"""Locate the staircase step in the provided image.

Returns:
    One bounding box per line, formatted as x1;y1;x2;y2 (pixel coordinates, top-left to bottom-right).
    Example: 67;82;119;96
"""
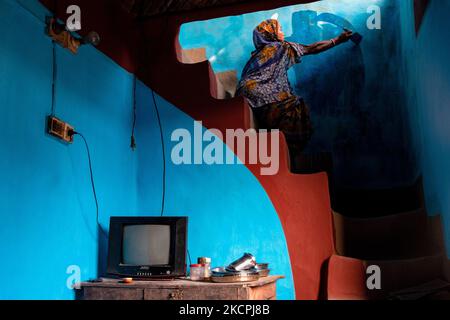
327;254;445;300
333;210;443;260
388;278;450;300
369;255;445;299
179;48;207;64
331;177;424;218
215;70;238;99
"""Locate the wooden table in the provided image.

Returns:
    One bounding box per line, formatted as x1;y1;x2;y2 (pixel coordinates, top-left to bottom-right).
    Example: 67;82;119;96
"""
77;276;284;300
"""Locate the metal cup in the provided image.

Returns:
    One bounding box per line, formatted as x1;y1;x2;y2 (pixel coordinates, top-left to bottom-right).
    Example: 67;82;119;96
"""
227;253;257;271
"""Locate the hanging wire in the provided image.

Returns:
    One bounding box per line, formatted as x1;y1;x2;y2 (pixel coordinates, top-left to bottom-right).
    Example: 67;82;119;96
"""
71;131;108;240
151;90;166;217
51;41;57;116
130;75;137;150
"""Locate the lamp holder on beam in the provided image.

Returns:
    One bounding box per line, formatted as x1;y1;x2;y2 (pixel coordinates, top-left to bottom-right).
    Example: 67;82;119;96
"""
46;17;100;54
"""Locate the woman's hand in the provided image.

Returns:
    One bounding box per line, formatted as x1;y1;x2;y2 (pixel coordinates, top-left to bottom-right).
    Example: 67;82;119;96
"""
303;28;354;55
337;29;354;43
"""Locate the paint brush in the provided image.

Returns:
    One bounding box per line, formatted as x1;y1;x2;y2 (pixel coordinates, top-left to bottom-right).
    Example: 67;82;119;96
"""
343;27;363;45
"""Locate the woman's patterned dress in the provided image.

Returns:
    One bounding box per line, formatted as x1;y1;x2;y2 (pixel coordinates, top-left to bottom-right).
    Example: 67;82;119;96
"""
236;19;313;152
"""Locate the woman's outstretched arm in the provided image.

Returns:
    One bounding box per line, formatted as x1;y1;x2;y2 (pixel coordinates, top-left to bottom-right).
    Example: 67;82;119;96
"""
303;30;353;55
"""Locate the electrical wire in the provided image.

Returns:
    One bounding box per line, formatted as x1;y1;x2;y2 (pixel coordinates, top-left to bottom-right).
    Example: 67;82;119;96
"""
146;15;186;266
149;15;191;264
131;14;187;267
72;131;108;239
151;90;166;217
135;15;191;270
152;16;171;218
130;75;137;150
51;41;57;115
130;17;169;217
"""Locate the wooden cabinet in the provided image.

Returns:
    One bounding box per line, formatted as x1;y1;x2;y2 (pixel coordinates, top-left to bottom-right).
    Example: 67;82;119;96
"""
77;276;284;300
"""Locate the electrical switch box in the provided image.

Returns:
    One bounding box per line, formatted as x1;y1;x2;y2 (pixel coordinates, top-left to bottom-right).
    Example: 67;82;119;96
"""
47;116;74;143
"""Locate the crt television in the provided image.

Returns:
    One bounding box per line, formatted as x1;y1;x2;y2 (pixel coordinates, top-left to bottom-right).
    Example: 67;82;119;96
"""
107;217;188;279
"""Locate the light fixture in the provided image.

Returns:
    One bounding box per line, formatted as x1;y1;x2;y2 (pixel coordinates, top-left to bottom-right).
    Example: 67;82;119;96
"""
46;17;100;54
82;31;101;47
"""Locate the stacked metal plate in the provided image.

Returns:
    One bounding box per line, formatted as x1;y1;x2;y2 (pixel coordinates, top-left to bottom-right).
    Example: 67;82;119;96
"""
254;263;270;277
211;264;270;283
211;267;259;283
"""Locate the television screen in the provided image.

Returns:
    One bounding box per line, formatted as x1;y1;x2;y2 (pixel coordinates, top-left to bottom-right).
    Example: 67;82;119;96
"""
122;225;171;266
107;217;187;278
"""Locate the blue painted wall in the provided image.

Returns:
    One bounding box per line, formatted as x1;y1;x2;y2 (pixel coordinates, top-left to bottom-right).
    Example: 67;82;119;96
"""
399;0;450;257
0;0;163;299
180;0;417;189
0;0;294;299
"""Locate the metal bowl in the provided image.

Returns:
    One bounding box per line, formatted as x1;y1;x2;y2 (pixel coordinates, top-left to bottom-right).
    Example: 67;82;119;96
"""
253;263;270;277
255;263;269;270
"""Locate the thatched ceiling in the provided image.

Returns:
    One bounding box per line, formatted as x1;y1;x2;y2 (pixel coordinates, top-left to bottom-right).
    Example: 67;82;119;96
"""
120;0;251;18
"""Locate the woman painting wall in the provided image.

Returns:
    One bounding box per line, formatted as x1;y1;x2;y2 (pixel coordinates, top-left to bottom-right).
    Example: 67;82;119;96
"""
236;19;352;167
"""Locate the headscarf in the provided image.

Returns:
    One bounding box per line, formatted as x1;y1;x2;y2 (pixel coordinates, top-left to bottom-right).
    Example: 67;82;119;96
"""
241;19;290;76
237;19;305;106
253;19;283;50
